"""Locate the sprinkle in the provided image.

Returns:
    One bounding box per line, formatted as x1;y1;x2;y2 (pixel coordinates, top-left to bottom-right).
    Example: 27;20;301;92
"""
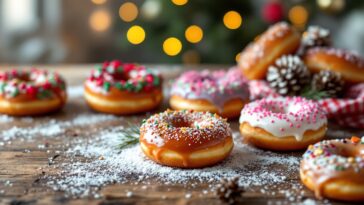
313;149;323;156
351;136;360;144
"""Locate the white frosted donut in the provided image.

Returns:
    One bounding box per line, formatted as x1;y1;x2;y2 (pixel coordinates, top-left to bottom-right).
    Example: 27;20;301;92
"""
239;97;327;151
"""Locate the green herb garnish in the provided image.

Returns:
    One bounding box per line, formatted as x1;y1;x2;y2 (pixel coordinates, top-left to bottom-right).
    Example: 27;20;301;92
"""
117;125;140;150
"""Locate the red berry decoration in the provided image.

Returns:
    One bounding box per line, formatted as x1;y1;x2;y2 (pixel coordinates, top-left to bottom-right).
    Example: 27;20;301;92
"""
262;0;284;23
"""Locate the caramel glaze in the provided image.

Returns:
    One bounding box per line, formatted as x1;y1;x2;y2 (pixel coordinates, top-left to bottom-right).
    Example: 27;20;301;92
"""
140;134;233;167
301;140;364;199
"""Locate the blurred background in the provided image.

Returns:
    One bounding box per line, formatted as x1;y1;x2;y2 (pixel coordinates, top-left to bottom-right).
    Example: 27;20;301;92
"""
0;0;363;65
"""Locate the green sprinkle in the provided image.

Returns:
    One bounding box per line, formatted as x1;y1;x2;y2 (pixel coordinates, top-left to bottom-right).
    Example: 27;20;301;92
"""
0;83;5;93
335;166;345;171
117;66;124;73
142;119;147;124
103;82;111;91
125;82;133;91
115;82;123;90
11;87;19;97
134;82;143;92
37;90;51;99
153;77;160;86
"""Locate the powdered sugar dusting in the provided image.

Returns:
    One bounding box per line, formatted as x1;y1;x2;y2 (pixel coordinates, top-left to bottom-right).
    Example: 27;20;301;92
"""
0;114;118;142
45;129;300;197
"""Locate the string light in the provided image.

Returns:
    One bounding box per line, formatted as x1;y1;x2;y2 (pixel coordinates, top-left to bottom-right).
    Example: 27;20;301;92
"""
171;0;188;6
223;11;242;30
119;2;138;22
185;25;203;43
127;25;146;45
288;5;308;26
91;0;107;5
89;9;112;32
163;37;182;56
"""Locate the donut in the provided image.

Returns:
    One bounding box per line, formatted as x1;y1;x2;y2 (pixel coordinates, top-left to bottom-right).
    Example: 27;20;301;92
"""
0;69;67;116
84;60;163;115
304;47;364;83
300;136;364;201
170;69;250;118
238;22;301;80
239;97;327;151
139;110;233;168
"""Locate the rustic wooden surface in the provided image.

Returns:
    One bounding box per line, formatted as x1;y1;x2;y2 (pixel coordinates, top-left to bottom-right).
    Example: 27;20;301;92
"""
0;65;363;205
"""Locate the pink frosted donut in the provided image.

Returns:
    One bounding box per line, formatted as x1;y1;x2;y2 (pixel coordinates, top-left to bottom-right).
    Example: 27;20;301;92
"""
239;97;327;151
169;68;250;118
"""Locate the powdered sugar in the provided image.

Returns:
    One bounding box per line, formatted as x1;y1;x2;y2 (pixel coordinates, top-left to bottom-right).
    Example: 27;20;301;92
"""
0;114;118;142
67;85;84;98
45;129;300;197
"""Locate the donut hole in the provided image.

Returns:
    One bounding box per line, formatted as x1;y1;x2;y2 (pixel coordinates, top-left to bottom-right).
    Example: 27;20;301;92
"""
170;118;192;128
337;147;361;158
109;72;129;82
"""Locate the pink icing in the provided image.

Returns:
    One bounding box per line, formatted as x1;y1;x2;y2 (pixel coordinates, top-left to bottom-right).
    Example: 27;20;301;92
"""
171;68;250;110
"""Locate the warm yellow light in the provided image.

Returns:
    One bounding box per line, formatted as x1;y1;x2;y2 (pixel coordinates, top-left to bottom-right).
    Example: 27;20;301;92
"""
163;37;182;56
119;2;138;22
223;11;242;30
235;52;241;63
288;5;308;25
171;0;188;6
185;25;203;43
91;0;107;5
89;10;112;32
127;25;146;45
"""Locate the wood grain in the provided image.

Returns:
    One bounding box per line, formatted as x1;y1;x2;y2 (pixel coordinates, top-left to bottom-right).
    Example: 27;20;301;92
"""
0;65;362;205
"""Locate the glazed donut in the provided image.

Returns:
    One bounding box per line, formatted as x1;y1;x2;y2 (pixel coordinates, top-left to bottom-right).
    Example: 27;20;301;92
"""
170;69;250;118
300;136;364;201
139;110;233;168
238;22;301;80
0;69;67;116
304;47;364;83
239;97;327;151
84;60;163;115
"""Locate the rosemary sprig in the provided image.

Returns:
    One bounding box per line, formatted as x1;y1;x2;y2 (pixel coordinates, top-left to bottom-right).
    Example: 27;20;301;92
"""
300;86;329;100
118;124;140;150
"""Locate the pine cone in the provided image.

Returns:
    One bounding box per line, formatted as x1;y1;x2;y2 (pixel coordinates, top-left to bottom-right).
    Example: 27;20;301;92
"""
312;70;345;98
266;55;310;96
215;177;244;204
297;25;331;56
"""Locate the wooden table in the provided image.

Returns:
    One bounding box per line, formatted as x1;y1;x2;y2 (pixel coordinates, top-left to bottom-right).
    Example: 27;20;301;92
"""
0;65;362;205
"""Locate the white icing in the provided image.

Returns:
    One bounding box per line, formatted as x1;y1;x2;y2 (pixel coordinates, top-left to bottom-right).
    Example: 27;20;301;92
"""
143;129;165;147
239;97;327;141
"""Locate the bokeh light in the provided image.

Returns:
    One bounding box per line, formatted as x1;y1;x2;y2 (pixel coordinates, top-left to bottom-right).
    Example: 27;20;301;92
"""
288;5;308;26
185;25;203;43
163;37;182;56
127;25;146;45
223;11;242;30
91;0;107;5
171;0;188;6
235;52;241;63
119;2;138;22
89;9;112;32
141;0;162;20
